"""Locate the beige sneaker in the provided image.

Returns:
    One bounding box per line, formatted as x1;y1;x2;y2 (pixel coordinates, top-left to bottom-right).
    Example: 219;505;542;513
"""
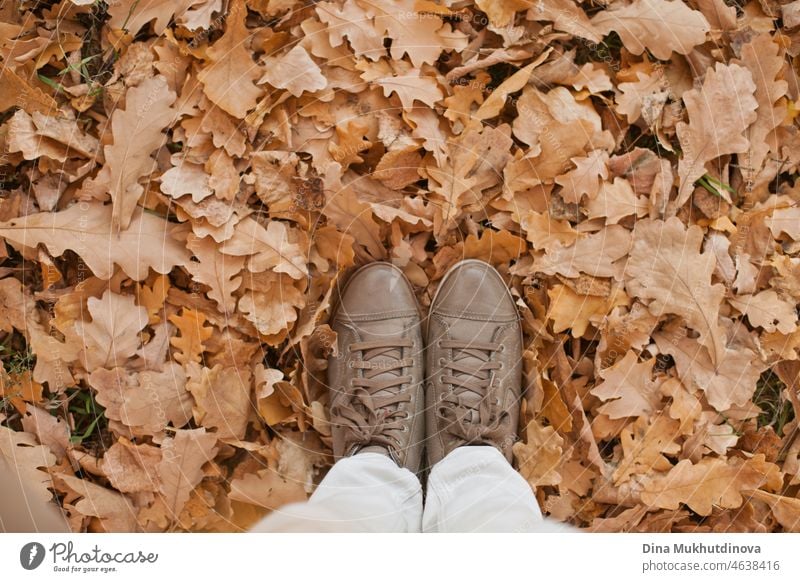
327;262;425;473
425;259;523;467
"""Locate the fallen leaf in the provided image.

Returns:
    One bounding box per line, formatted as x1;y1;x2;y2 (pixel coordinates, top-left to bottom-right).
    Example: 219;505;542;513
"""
0;202;190;280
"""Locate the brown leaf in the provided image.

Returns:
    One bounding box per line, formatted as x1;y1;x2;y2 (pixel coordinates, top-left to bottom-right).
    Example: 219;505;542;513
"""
89;364;193;436
58;474;138;532
0;425;56;506
591;0;710;60
21;407;70;461
197;0;263;118
101;438;162;494
168;308;214;365
675;63;758;204
0;202;190;280
96;75;177;230
655;333;764;412
77;290;148;372
641;455;782;516
187;363;251;440
626;217;726;365
591;351;662;420
513;420;564;487
157;428;218;519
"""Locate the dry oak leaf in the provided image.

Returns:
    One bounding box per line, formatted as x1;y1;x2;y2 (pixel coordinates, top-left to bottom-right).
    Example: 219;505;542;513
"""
157;428;218;519
77;290;148;372
137;274;170;325
107;0;212;35
425;124;512;240
373;67;443;112
21;407;70;461
615;69;669;125
591;0;710;61
0;425;56;505
89;364;193;435
476;0;530;27
613;415;681;485
555;150;609;204
186;363;251;440
585;177;648;224
520;211;580;251
312;225;356;269
626;217;726;366
735;33;789;189
260;45;327;98
321;180;386;260
221;216;308;280
537;225;631;280
0;203;189;281
729;290;798;334
95;75;177;231
1;370;44;414
0;67;58;115
748;490;800;532
197;0;264;119
766;204;800;241
526;0;601;43
654;333;764;412
101;438;162;494
372;0;467;67
675;63;758;205
641;454;782;516
547;284;628;338
58;474;138;532
0;276;28;333
316;1;385;60
238;272;305;337
168;308;214;365
160;159;213;202
185;234;245;314
513;419;564;488
463;229;526;265
474;52;551;121
591;351;662;420
7;110;98;162
329;121;372;168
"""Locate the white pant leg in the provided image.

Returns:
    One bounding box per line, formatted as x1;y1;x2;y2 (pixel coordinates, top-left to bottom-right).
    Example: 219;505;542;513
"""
423;446;568;532
250;453;422;532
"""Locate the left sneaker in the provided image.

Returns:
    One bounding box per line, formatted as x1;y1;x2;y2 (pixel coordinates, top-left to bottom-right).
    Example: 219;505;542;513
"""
327;262;425;473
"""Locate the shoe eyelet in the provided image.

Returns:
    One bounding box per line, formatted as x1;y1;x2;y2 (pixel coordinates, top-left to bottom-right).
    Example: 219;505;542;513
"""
436;341;443;348
498;363;504;370
402;426;409;433
494;398;501;406
438;357;446;365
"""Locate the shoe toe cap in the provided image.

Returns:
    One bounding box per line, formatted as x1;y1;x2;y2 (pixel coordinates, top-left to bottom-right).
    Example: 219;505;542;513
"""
433;260;517;319
334;262;417;320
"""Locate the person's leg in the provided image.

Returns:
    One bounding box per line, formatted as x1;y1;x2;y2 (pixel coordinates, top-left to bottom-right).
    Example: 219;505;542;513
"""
254;262;426;532
422;260;574;532
251;452;422;532
423;446;551;532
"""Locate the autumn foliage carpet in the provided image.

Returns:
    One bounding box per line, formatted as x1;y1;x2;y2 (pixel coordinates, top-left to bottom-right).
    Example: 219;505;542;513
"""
1;0;800;532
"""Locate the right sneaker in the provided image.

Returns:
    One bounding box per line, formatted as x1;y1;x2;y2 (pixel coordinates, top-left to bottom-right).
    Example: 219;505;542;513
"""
327;262;425;473
425;259;523;467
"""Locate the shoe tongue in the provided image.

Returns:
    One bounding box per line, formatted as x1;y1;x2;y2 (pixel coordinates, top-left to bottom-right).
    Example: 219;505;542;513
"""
356;321;406;402
446;319;491;420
